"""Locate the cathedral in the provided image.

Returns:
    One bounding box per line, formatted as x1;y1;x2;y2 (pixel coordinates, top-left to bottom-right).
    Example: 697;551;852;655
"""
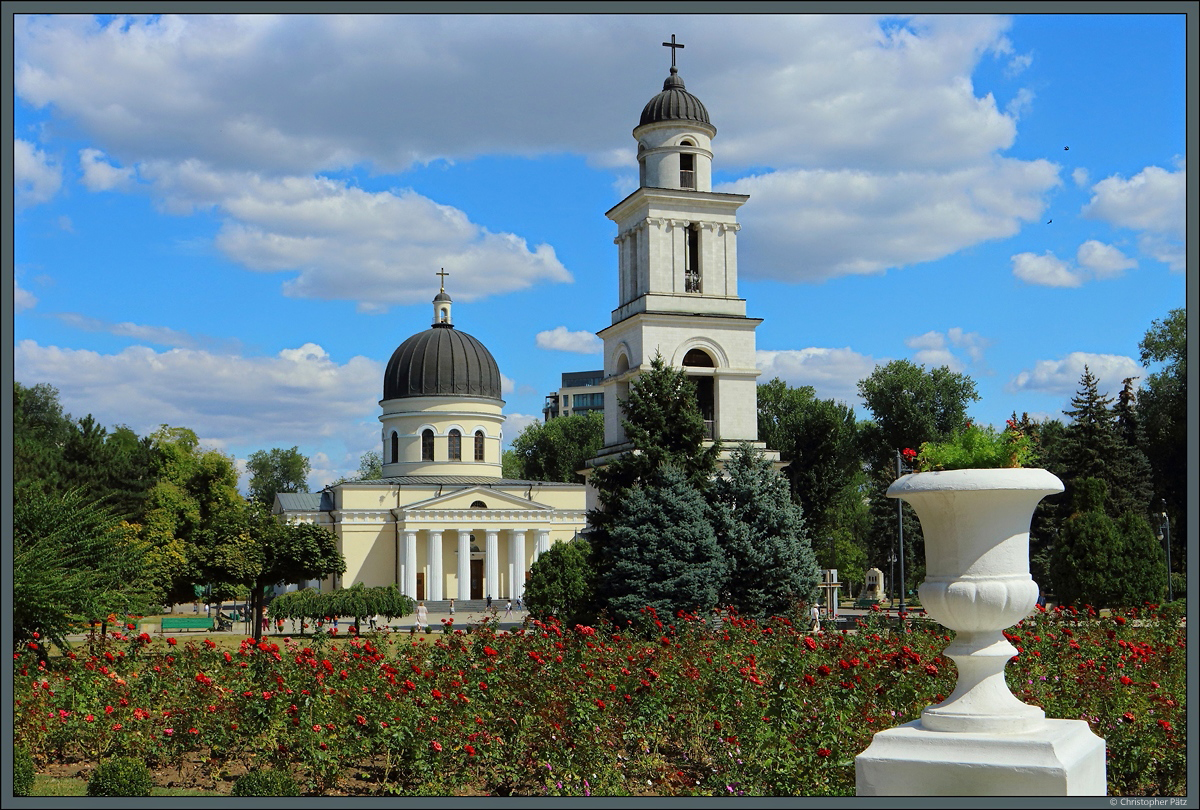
276;42;773;599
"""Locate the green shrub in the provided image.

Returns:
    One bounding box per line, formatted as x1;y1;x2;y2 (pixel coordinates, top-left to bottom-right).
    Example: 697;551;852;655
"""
13;745;34;796
916;420;1033;471
86;756;153;797
232;768;301;797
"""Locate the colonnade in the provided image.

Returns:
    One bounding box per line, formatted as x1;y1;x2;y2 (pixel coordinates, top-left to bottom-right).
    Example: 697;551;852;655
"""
396;527;553;601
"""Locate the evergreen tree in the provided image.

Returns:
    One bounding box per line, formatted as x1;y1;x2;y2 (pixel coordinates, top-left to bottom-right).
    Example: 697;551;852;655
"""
1137;309;1186;576
1057;367;1152;519
1049;478;1166;608
524;536;595;624
597;465;725;626
589;354;718;515
709;444;820;617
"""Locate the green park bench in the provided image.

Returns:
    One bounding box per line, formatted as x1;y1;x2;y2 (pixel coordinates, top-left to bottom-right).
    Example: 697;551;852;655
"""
161;616;215;633
854;597;881;609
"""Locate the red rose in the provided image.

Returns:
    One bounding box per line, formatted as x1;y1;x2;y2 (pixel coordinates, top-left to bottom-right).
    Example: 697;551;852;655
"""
431;740;443;752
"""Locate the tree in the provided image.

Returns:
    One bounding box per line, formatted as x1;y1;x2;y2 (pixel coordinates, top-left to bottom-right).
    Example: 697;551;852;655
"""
595;465;725;627
13;382;73;495
757;378;861;544
709;444;820;617
355;450;383;481
589;354;719;515
1138;308;1186;573
1055;367;1152;520
524;536;595;624
856;361;978;595
14;490;153;652
246;446;311;506
508;412;604;483
198;502;345;641
1048;478;1166;608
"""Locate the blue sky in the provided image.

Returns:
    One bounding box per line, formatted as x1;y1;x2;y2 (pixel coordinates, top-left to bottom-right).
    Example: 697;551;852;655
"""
12;13;1188;488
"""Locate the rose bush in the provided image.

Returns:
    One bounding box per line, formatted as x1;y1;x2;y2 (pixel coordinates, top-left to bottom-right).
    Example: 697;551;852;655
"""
13;604;1185;796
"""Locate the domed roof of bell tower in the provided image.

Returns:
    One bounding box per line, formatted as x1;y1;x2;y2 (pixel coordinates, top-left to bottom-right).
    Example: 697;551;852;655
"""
639;66;713;129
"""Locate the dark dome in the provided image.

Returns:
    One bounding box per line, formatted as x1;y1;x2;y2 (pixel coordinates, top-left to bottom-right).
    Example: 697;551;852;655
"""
383;324;503;401
639;67;712;128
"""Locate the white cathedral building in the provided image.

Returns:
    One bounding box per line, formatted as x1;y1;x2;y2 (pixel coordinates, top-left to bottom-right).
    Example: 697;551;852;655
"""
276;47;774;599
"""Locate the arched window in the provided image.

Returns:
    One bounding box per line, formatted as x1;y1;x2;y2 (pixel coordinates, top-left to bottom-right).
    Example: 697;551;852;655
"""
390;431;399;464
684;223;700;292
680;151;695;189
474;430;485;462
683;348;715;367
421;429;434;461
470;500;487;509
448;429;462;461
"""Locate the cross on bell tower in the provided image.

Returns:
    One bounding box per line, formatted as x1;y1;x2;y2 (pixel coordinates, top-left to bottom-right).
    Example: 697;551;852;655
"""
662;34;684;68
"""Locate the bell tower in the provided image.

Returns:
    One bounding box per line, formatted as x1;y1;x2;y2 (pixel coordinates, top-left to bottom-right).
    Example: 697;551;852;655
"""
593;38;776;470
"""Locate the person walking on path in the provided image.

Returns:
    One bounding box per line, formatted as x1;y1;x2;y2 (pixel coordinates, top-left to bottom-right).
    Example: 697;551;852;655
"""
415;601;428;631
810;602;822;633
486;594;493;610
504;599;513;618
448;598;456;618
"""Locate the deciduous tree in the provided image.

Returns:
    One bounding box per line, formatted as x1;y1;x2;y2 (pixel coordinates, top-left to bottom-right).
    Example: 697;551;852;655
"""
524;536;595;624
246;446;311;506
508;412;604;483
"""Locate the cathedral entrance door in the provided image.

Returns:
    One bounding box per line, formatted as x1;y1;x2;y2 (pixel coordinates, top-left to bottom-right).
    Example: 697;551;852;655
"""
470;560;484;599
416;573;425;602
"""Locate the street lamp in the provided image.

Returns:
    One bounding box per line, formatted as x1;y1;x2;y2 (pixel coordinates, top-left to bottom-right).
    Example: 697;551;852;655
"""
1159;500;1173;602
896;449;916;614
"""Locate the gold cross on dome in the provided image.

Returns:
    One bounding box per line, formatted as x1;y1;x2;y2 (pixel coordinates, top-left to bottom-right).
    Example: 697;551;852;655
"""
436;268;449;292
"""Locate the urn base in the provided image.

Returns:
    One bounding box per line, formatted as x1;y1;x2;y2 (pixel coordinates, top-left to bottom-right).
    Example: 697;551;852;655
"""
855;718;1106;796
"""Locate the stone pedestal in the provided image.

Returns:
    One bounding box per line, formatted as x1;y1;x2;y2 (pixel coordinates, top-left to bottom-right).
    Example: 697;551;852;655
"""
856;719;1106;796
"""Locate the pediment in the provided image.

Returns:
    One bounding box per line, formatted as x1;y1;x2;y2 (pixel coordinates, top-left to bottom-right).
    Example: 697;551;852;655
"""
403;486;555;512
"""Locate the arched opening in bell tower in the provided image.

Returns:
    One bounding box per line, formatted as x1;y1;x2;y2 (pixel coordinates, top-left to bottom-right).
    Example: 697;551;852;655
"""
682;348;715;440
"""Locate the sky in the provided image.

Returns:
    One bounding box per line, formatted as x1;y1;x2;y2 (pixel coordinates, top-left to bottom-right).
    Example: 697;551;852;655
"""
11;12;1190;490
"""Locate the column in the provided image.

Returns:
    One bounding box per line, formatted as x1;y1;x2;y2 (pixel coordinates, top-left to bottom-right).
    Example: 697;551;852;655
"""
457;529;471;600
510;529;527;600
427;530;444;601
485;529;499;602
536;529;551;558
402;530;418;599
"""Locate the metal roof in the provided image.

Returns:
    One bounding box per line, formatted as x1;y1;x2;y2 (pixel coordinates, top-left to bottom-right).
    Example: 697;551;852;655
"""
382;324;503;401
639;67;712;129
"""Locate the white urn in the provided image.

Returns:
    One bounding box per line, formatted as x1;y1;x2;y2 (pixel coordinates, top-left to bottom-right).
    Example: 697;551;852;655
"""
887;467;1063;734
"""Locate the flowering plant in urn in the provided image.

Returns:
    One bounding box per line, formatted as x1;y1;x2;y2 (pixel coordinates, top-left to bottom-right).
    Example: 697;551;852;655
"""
889;417;1059;735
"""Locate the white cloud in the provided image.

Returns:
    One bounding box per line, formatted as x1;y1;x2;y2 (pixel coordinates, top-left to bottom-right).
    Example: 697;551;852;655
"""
903;328;989;372
14;14;1061;286
535;326;602;354
1012;251;1081;287
500;374;515;396
14;339;381;450
1083;161;1185;271
14;138;62;207
1075;239;1136;279
1008;351;1144;399
755;347;877;408
730;158;1059;282
1013;240;1136;288
1071;167;1089;187
140;164;572;310
502;412;542;449
52;312;230;350
79;147;136;191
14;279;38;312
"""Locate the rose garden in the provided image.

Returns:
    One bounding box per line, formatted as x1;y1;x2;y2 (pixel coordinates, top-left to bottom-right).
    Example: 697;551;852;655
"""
13;601;1186;797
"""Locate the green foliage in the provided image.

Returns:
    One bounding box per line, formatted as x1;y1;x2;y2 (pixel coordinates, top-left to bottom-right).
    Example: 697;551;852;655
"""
13;745;35;796
525;537;595;624
596;466;725;626
14;489;153;649
86;757;153;797
1049;479;1167;608
508;412;604;483
232;769;300;797
915;420;1033;471
590;354;718;511
709;444;820;617
269;585;411;631
1137;308;1186;573
246;446;311;506
756;378;861;543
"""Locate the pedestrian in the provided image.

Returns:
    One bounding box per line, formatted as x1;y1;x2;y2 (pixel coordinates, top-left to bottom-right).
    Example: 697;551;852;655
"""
449;598;456;617
504;599;513;618
515;596;522;611
486;594;493;610
416;601;428;630
810;602;822;633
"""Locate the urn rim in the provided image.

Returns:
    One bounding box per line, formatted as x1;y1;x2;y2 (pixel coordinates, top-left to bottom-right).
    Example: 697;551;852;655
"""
886;467;1064;499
